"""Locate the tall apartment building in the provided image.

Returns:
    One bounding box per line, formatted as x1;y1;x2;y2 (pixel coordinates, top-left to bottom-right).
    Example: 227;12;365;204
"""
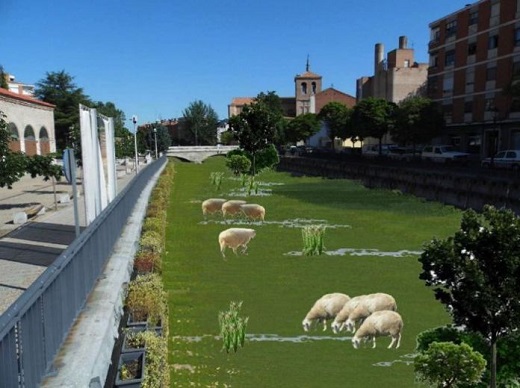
428;0;520;157
357;36;428;103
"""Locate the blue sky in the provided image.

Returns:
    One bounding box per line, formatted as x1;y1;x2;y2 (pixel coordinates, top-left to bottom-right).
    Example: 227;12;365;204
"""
1;0;472;126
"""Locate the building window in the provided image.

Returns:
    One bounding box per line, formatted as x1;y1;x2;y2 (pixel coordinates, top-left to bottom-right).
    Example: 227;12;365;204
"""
430;27;440;44
312;82;317;94
301;82;307;95
515;28;520;47
468;42;477;55
428;76;439;94
443;74;454;95
430;54;438;68
446;20;457;38
404;60;410;68
445;50;455;66
464;101;473;113
469;10;478;25
511;98;520;112
486;67;497;81
488;35;499;49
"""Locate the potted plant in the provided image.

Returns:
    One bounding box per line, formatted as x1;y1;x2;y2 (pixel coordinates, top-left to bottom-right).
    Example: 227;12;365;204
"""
125;273;167;328
114;350;145;387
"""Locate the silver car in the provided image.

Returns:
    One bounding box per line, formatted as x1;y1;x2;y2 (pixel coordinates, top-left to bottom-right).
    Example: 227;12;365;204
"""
481;150;520;170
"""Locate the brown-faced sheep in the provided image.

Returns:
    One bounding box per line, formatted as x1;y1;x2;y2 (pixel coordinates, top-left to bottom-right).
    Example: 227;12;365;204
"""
302;293;350;332
222;200;247;219
218;227;256;258
351;310;403;349
240;204;266;221
201;198;227;218
344;292;397;333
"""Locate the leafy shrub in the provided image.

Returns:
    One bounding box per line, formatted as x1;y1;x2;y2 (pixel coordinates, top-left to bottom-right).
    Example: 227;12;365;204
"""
126;273;167;326
302;225;326;256
226;154;251;176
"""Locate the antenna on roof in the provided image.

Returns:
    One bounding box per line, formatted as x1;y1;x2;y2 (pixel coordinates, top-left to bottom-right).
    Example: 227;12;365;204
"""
306;55;310;72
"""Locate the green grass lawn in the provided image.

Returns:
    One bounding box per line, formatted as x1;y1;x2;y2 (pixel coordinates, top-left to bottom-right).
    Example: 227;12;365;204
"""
164;156;461;387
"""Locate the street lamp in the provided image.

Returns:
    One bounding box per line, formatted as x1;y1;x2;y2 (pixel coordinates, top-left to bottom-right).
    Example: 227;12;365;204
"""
132;115;139;174
153;126;158;159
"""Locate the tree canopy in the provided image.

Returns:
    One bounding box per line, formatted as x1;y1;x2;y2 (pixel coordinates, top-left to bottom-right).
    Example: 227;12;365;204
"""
181;100;219;145
0;111;27;188
34;70;91;151
419;205;520;387
285;113;320;144
317;101;350;143
352;97;396;150
229;95;278;175
392;96;444;148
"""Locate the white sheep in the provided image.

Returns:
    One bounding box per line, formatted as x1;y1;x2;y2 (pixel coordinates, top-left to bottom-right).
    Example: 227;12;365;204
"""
201;198;227;218
222;200;247;219
344;292;397;333
331;295;367;334
240;204;266;221
351;310;403;349
302;293;350;332
218;227;256;258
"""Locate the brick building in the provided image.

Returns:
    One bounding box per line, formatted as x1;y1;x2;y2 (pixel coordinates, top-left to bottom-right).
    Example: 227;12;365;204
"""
357;36;428;103
427;0;520;157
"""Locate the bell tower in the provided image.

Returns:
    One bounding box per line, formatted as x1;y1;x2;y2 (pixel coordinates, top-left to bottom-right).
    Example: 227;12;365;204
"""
294;56;322;115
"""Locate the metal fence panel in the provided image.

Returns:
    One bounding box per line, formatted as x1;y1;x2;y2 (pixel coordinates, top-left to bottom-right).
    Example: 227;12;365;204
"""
0;157;166;387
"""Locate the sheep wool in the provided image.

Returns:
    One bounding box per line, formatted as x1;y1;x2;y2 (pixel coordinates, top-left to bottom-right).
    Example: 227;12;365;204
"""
222;200;247;218
344;292;397;333
331;295;367;334
202;198;227;218
218;227;256;258
240;204;266;221
302;293;350;332
352;310;403;349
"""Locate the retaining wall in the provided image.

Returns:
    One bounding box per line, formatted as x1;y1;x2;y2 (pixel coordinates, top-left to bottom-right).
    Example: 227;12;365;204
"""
277;156;520;214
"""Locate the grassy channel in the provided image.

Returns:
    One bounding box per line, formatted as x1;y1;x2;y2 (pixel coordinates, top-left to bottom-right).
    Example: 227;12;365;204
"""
164;156;461;387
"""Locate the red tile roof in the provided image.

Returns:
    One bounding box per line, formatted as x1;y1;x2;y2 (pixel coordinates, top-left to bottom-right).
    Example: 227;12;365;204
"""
295;71;322;79
0;88;55;108
230;97;254;106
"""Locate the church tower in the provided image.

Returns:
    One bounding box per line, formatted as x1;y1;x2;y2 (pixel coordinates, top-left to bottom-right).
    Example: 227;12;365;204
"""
294;57;322;115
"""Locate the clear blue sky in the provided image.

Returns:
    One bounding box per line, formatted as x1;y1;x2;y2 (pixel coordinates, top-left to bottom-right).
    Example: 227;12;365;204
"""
1;0;472;126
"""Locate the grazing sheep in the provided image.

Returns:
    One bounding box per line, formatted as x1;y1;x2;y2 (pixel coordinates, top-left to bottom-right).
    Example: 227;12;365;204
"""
222;200;247;219
201;198;227;218
344;292;397;333
331;295;367;334
240;204;266;221
218;227;256;258
302;293;350;332
351;310;403;349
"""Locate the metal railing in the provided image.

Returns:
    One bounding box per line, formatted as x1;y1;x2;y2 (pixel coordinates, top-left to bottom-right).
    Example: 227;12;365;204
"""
0;156;167;387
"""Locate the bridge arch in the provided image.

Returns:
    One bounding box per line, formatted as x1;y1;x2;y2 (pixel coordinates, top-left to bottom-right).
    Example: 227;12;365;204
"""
167;145;239;163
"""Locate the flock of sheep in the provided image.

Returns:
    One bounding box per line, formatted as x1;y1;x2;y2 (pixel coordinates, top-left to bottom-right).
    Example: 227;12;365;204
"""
302;292;403;349
201;198;264;258
202;198;403;349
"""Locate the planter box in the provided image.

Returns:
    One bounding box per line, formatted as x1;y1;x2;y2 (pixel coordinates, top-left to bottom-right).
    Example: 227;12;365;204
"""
122;327;163;353
114;350;145;387
126;313;147;330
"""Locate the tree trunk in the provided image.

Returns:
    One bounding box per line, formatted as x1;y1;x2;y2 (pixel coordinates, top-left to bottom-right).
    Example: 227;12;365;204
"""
490;339;497;388
252;153;256;176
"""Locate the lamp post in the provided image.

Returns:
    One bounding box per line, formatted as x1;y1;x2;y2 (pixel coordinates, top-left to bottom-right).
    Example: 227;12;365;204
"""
153;126;158;159
132;115;138;174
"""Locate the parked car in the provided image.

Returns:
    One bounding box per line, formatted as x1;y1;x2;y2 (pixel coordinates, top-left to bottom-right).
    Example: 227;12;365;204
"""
421;145;470;163
388;146;420;162
481;150;520;170
362;144;396;157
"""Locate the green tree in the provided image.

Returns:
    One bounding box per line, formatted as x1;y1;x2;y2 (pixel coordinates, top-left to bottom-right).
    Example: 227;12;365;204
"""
25;154;63;210
229;99;277;175
419;205;520;388
182;100;219;145
226;154;251;176
317;102;350;146
254;91;287;146
414;342;486;388
393;96;444;150
34;70;91;152
416;325;520;387
226;145;279;175
352;98;396;154
143;124;171;156
286;113;320;144
0;111;27;188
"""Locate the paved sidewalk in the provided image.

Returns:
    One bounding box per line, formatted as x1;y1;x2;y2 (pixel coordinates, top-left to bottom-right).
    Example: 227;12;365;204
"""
0;168;135;315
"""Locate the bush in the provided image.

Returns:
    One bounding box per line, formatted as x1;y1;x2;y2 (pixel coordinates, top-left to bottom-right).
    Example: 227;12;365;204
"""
226;154;251;176
126;268;167;326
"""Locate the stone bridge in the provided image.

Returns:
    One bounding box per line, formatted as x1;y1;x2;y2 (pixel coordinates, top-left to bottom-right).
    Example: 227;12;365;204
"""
166;145;239;163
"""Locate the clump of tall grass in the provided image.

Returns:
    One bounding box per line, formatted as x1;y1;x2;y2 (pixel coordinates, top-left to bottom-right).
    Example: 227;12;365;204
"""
210;172;225;191
240;175;259;196
302;224;326;256
218;301;249;353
